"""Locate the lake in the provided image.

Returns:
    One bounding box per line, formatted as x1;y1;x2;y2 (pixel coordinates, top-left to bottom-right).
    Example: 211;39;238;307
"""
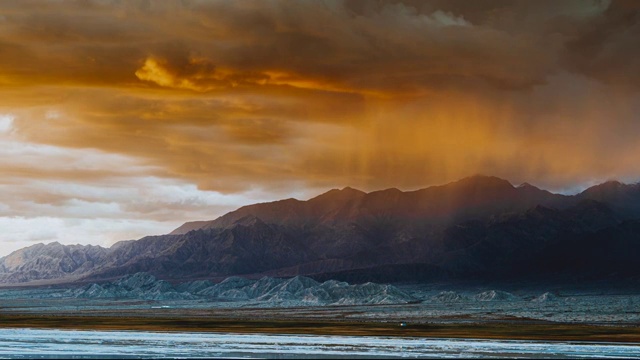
0;328;638;358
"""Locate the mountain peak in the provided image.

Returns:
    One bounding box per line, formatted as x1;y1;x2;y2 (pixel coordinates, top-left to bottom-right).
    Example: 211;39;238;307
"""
600;180;625;188
339;186;367;197
580;180;628;197
8;174;640;285
450;175;514;190
578;180;640;216
308;186;366;203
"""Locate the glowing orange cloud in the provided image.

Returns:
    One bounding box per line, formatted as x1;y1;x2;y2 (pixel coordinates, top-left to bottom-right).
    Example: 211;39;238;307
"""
0;0;639;256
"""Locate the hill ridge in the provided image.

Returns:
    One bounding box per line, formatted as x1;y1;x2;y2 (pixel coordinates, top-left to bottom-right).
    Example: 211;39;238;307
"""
3;175;640;286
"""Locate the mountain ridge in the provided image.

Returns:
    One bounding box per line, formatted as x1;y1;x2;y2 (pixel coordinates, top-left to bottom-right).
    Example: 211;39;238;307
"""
2;175;640;286
171;175;574;235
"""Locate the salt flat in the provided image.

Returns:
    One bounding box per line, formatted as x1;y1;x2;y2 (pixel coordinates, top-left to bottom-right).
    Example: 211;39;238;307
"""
0;328;638;359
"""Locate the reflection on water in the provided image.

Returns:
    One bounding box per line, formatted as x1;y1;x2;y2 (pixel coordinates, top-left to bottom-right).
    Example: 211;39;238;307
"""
0;328;638;359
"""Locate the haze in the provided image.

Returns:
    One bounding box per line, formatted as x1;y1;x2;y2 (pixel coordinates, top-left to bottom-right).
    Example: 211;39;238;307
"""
1;0;639;256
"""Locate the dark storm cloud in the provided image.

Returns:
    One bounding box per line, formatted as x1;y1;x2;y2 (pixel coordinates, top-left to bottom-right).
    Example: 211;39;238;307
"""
0;0;639;199
563;0;640;89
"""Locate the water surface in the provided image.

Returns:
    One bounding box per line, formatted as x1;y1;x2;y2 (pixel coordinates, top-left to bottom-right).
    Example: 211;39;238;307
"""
0;328;638;358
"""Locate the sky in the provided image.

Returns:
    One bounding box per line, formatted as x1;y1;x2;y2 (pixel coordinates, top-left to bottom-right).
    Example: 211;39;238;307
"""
1;0;639;256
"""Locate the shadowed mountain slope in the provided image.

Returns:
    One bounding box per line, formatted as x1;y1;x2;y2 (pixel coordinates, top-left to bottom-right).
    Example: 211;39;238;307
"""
2;175;640;285
172;176;571;234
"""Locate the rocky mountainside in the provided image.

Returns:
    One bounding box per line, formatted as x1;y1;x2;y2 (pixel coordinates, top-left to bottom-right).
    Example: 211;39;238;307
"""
0;242;109;283
171;176;570;234
576;181;640;217
69;272;194;301
2;175;640;285
71;272;415;306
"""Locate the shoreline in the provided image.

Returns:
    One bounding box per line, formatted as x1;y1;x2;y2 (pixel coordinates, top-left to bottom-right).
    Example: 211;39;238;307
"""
1;313;640;343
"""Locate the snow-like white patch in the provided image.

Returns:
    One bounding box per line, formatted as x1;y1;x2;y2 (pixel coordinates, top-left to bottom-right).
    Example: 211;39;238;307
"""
532;292;558;303
475;290;518;302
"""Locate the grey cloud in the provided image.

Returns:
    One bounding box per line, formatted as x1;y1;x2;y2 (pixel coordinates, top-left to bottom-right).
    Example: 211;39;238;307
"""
562;0;640;89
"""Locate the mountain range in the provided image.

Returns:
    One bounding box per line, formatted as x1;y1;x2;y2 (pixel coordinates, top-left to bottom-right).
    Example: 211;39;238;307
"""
67;272;415;306
2;175;640;285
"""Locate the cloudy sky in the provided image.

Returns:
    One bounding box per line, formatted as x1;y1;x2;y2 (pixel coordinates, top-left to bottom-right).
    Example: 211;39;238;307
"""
1;0;639;256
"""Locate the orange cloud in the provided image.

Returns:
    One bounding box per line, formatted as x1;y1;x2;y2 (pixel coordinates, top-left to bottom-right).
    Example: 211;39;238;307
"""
2;0;640;255
1;0;640;203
